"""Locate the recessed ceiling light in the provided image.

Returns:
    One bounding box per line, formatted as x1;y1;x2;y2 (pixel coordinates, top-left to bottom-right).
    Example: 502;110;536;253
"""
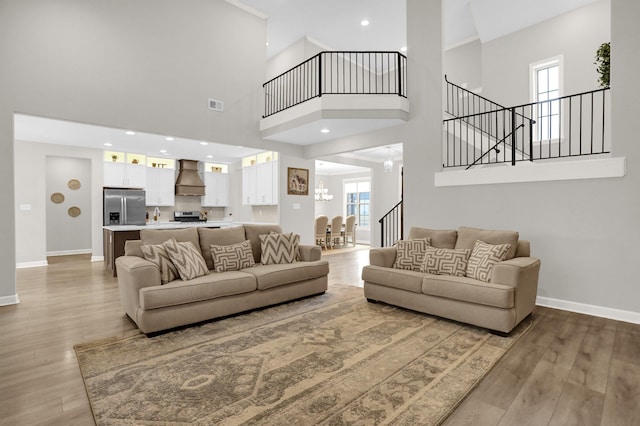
125;131;135;135
159;149;167;153
400;46;407;53
361;19;369;26
165;136;174;141
200;142;208;146
320;128;330;134
103;142;112;147
207;155;213;159
266;42;269;46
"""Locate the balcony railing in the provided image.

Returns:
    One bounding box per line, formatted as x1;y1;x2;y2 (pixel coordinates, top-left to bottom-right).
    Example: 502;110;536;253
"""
263;51;407;118
442;87;610;169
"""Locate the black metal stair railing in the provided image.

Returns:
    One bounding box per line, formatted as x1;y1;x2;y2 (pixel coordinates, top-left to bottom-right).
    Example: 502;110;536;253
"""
442;87;610;169
379;200;403;248
263;51;407;118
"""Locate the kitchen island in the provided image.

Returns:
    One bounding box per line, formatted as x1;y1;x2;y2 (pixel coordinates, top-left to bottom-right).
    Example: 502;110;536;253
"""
103;221;234;276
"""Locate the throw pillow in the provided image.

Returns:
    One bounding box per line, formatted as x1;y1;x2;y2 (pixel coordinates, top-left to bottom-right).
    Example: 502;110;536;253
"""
140;238;179;284
210;240;255;272
163;239;209;281
420;247;471;276
259;232;298;265
466;240;511;282
393;238;431;271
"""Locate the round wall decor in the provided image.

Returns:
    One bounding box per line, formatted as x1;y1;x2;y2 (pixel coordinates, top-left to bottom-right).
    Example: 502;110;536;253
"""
68;206;81;217
68;179;81;190
51;192;65;204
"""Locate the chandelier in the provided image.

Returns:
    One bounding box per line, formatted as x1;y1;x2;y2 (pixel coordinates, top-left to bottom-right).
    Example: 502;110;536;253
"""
314;180;334;201
383;146;394;172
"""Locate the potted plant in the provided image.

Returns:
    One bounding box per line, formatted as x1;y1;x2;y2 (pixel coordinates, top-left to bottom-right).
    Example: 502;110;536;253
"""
595;42;610;88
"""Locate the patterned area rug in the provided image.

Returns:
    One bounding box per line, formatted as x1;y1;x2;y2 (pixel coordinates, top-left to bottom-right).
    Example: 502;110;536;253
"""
75;285;530;425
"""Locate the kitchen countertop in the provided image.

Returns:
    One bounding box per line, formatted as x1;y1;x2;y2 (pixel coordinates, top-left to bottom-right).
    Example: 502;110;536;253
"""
103;221;278;231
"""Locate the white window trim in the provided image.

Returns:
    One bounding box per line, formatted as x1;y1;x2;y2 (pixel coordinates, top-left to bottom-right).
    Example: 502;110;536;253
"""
343;177;371;231
529;55;564;143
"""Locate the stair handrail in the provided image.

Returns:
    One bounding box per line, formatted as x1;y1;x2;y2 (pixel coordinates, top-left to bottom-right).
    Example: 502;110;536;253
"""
379;200;403;247
465;123;525;169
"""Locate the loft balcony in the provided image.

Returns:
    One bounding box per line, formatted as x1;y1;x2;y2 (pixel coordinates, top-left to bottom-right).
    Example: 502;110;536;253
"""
260;51;410;144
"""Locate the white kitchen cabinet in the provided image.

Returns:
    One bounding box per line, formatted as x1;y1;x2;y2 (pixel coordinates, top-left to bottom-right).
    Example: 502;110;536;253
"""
145;167;175;206
242;160;278;205
242;166;257;205
104;161;147;188
202;172;229;207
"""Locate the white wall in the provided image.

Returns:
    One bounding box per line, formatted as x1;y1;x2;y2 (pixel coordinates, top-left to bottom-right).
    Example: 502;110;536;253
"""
444;39;482;91
481;0;610;105
14;141;103;266
279;154;316;244
45;156;92;255
400;0;640;318
1;0;270;302
265;37;326;81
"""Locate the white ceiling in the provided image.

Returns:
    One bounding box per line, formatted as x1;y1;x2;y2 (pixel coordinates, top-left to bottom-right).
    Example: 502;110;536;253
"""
15;0;597;174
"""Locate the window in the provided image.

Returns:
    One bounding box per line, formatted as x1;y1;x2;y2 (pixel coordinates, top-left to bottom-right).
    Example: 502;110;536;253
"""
345;180;370;228
530;56;563;141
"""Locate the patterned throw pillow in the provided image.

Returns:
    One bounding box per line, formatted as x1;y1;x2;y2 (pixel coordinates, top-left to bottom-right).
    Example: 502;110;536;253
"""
163;239;209;281
420;247;471;276
466;240;511;282
210;240;255;272
259;232;299;265
140;238;179;284
393;238;431;271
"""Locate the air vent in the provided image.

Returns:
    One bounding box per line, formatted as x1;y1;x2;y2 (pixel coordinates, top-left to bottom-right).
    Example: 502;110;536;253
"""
208;98;224;112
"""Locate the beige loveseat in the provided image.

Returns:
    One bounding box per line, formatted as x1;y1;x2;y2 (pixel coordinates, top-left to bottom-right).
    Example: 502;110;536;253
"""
116;224;329;334
362;226;540;334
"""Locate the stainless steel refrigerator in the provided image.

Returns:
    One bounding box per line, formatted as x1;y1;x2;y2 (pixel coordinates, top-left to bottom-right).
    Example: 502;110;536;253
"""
103;188;146;226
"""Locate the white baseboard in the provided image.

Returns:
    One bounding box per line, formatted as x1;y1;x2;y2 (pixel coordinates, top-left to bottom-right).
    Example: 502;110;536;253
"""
91;256;104;262
47;249;92;257
16;260;48;269
0;294;20;306
537;296;640;325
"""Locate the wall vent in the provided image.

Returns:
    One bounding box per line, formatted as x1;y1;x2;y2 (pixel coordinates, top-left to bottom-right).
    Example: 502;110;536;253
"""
208;98;224;112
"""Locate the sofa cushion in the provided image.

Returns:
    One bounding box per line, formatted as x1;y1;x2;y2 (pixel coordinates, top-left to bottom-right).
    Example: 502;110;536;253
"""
455;226;519;260
164;240;209;281
408;227;458;249
210;240;255;272
242;260;329;290
260;232;299;265
140;227;201;256
393;238;431;271
362;265;424;294
141;238;179;284
139;271;257;310
421;274;514;309
244;224;283;263
420;247;470;277
198;226;246;270
466;240;511;282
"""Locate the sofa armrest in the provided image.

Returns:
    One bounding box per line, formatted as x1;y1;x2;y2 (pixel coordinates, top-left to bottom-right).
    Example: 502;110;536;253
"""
115;256;162;320
492;257;541;323
299;244;321;261
369;247;397;268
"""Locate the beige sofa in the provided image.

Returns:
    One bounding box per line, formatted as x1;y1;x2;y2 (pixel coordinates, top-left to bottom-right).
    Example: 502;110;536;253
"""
362;226;540;334
116;224;329;334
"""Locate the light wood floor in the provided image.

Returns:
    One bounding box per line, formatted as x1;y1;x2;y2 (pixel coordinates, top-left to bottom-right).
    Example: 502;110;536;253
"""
1;251;638;425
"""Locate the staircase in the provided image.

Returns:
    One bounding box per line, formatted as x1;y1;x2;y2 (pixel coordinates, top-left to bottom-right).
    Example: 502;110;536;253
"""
442;76;610;169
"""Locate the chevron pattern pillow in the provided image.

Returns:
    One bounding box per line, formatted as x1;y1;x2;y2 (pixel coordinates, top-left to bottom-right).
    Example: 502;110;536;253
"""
140;238;179;284
259;232;299;265
393;238;431;271
210;240;255;272
163;239;209;281
420;247;471;276
466;240;511;282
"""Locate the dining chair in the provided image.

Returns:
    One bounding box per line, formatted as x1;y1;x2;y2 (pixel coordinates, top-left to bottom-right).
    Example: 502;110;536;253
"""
342;215;357;247
330;215;343;248
314;215;329;249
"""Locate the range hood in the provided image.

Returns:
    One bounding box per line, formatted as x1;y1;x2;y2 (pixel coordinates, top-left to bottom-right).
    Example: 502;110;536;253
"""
175;159;205;196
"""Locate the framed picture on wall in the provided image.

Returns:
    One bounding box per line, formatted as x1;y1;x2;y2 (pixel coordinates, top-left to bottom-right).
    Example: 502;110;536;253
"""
287;167;309;196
